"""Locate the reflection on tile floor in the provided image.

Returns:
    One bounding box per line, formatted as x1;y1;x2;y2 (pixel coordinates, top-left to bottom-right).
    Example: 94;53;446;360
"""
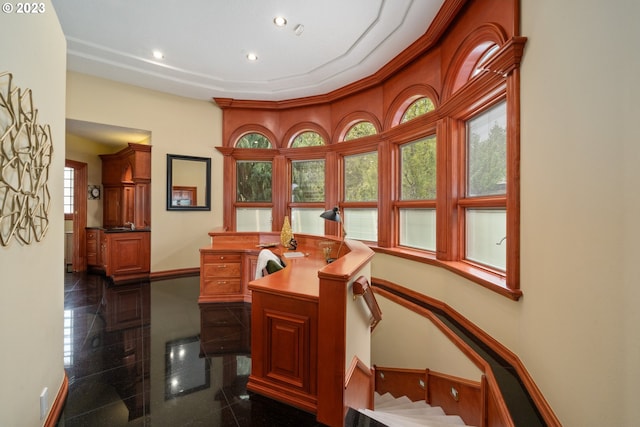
58;272;325;426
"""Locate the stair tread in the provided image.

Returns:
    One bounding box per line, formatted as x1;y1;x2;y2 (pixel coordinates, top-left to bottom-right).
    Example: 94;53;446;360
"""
378;406;446;415
367;392;469;426
362;409;467;427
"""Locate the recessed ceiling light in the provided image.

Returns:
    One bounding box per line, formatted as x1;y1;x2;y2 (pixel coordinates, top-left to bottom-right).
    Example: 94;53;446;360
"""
152;50;164;60
294;24;304;36
273;16;287;27
246;53;258;61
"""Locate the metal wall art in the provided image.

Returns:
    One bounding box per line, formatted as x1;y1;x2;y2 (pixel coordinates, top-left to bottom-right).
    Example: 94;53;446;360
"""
0;71;53;246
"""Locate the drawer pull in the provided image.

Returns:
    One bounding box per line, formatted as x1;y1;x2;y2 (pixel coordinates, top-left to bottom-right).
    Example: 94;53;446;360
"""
217;281;228;285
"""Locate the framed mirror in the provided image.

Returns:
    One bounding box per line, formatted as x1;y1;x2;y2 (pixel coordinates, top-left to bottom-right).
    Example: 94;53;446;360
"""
166;154;211;211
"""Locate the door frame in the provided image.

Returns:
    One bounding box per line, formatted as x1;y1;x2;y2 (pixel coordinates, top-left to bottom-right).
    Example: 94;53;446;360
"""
65;159;88;271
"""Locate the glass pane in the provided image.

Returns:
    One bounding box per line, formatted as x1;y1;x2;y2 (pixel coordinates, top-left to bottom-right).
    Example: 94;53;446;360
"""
236;161;272;202
292;160;325;202
236;208;272;232
344;121;377;141
466;209;506;271
467;101;507;197
235;133;272;148
344;152;378;202
291;208;325;235
343;208;377;241
401;97;435;123
472;44;499;77
64;166;74;215
400;136;436;200
399;208;436;251
291;131;325;147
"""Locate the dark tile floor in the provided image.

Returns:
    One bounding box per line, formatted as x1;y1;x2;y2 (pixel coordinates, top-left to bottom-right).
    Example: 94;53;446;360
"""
58;272;327;426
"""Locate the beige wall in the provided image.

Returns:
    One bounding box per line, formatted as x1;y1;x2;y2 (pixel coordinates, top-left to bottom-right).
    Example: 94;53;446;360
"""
373;1;640;426
0;1;67;425
65;72;224;272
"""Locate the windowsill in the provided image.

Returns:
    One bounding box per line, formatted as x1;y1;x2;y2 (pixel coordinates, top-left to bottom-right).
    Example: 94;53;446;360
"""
371;246;522;301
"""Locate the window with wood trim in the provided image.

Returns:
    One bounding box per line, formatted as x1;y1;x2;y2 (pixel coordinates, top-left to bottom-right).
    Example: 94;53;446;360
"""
400;97;435;123
343;151;378;242
397;135;437;251
344;121;377;141
291;131;325;147
234;131;274;231
290;159;326;234
462;101;507;271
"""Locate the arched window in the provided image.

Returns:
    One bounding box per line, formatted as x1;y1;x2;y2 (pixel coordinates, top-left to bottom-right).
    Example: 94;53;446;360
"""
291;131;325;147
471;44;499;77
400;97;435;123
235;133;272;148
344;121;377;141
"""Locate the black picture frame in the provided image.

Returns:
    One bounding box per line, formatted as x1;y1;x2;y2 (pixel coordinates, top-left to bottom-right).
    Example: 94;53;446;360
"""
166;154;211;211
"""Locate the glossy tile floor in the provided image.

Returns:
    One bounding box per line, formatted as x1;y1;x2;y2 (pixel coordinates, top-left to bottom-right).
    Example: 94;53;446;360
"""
58;272;326;426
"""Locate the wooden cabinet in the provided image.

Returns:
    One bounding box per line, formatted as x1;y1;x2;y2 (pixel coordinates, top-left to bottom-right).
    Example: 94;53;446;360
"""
100;143;151;230
87;228;150;281
199;253;245;303
105;232;150;279
103;186;122;228
249;290;318;413
86;228;100;267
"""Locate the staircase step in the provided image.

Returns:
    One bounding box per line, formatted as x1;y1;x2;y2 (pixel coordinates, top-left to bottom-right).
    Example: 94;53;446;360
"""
362;392;470;426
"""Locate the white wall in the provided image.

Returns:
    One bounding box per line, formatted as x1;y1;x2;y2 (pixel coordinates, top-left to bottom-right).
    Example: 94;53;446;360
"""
65;72;224;272
373;1;640;425
0;2;67;425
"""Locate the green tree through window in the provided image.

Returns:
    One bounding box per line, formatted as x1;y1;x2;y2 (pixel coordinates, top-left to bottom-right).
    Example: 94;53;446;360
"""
344;122;377;141
401;136;436;200
236;133;272;148
401;97;435;123
291;131;325;147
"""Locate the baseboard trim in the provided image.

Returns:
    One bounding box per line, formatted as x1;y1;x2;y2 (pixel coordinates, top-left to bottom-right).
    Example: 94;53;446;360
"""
44;371;68;427
149;267;200;281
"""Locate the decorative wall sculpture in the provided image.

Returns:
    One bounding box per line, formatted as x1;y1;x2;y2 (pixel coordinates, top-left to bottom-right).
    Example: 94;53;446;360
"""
0;71;53;246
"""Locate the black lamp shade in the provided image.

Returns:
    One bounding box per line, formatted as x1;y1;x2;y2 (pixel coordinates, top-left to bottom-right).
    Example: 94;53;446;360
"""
320;207;341;222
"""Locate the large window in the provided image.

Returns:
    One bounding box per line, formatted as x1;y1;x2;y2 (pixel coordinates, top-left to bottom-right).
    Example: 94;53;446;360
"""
343;152;378;241
290;159;325;234
462;101;507;270
398;135;437;251
236;160;272;231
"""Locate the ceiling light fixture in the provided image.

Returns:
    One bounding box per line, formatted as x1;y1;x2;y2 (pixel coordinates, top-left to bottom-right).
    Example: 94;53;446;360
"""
294;24;304;36
246;53;258;61
152;50;164;60
273;16;287;27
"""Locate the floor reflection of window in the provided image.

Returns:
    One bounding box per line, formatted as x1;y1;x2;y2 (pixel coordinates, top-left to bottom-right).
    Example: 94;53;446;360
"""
63;309;73;367
165;336;210;400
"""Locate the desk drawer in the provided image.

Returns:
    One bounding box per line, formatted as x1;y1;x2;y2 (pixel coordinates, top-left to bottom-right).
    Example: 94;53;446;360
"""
202;277;242;295
203;262;241;278
202;254;241;263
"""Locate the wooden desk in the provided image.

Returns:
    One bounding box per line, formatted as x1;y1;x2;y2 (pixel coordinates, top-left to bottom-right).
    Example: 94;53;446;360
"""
199;232;375;427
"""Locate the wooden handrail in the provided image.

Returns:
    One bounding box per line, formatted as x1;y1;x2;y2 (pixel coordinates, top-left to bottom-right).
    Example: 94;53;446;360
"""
353;276;382;331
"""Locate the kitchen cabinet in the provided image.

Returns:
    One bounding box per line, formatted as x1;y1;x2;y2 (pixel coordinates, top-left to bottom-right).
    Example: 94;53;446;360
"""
100;143;151;230
86;228;150;282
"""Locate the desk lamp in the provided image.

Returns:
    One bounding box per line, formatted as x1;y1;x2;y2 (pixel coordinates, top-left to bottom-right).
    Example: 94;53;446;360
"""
320;207;346;262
